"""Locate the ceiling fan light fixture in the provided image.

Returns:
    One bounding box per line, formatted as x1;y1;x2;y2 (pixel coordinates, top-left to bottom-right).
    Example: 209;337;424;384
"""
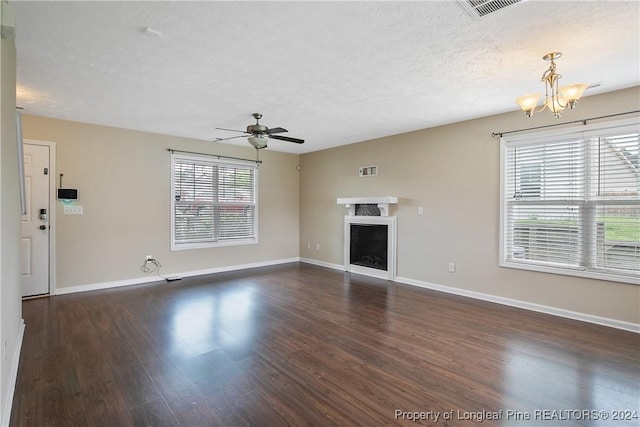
248;136;268;149
215;113;304;150
516;52;588;119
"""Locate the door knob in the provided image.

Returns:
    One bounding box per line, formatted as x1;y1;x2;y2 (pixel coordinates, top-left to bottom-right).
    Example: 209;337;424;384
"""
39;225;47;230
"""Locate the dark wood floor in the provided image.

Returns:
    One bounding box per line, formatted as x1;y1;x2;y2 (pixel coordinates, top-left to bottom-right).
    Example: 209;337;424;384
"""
10;262;640;426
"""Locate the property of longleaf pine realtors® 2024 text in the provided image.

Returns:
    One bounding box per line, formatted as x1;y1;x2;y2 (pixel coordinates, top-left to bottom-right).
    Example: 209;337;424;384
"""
394;409;639;423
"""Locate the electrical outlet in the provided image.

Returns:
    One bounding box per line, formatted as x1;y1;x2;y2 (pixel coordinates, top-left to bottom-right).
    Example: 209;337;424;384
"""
306;243;311;250
448;262;456;273
316;243;320;250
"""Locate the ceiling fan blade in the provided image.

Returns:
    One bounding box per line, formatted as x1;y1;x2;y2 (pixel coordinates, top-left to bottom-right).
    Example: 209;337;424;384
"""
269;134;305;144
266;127;288;134
215;127;248;134
213;135;247;142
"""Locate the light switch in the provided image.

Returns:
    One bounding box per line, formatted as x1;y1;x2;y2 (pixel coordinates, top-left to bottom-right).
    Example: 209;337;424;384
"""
63;205;83;215
418;207;424;216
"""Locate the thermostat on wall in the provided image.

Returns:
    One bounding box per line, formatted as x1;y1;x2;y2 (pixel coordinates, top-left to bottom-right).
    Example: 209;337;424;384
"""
57;188;78;200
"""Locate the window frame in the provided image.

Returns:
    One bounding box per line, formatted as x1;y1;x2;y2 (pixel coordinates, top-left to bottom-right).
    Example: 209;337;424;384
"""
499;118;639;285
170;152;258;251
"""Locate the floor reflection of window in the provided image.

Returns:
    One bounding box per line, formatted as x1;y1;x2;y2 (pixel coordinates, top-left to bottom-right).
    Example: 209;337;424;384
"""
503;340;639;426
170;288;255;357
172;297;215;356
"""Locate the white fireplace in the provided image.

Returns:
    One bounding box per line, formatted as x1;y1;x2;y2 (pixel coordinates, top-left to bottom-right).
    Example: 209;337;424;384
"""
337;197;397;280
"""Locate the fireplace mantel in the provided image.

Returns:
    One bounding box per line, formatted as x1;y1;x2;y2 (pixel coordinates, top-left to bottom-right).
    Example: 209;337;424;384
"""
337;196;398;217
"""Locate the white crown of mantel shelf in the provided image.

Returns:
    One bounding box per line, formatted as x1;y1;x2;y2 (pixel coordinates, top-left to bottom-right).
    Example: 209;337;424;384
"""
337;196;398;217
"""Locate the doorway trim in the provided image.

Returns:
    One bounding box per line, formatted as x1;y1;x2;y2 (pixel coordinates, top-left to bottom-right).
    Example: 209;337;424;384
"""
23;139;56;296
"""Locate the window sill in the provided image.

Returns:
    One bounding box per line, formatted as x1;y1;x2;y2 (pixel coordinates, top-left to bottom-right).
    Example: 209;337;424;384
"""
171;238;258;251
500;260;639;286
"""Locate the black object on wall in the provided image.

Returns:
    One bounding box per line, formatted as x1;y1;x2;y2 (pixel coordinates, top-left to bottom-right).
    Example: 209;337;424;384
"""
350;224;388;271
57;188;78;200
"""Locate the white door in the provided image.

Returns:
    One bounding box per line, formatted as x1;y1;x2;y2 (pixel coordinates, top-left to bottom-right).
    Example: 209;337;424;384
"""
21;143;51;297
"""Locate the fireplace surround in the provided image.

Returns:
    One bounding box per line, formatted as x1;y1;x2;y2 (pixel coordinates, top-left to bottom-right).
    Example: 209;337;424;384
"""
337;197;397;280
350;224;388;271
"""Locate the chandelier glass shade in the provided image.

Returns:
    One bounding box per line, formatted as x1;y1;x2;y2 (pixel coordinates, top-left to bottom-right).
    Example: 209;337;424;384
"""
516;52;588;118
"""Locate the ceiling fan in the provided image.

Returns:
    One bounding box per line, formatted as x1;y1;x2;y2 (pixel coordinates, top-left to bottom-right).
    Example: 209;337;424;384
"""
215;113;305;149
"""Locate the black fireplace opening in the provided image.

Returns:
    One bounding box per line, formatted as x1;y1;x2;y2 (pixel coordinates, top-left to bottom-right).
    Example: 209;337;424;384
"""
350;224;388;271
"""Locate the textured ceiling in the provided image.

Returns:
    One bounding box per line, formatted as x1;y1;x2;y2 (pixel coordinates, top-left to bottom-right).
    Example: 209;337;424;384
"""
12;1;640;154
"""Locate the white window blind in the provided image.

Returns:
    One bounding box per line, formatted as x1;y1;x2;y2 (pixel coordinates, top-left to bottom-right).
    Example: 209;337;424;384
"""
501;120;639;284
171;153;257;250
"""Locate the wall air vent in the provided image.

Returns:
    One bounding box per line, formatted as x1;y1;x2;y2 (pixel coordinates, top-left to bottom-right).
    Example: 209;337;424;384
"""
458;0;523;19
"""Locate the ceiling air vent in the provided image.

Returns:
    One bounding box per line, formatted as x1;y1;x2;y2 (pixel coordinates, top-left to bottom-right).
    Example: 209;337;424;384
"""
458;0;523;19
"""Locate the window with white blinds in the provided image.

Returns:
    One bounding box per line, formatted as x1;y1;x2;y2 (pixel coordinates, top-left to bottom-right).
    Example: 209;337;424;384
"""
171;153;257;250
500;119;639;284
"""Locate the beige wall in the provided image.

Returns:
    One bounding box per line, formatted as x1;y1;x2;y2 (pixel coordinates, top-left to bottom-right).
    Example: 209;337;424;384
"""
0;22;22;423
17;88;640;325
22;115;300;290
300;87;640;325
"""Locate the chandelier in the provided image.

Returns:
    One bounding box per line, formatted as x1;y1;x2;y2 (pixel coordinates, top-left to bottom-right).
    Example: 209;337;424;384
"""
515;52;588;119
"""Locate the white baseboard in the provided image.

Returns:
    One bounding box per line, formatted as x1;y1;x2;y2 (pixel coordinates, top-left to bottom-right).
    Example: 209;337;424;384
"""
1;320;25;427
55;275;162;295
55;258;300;295
299;257;344;271
395;276;640;334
